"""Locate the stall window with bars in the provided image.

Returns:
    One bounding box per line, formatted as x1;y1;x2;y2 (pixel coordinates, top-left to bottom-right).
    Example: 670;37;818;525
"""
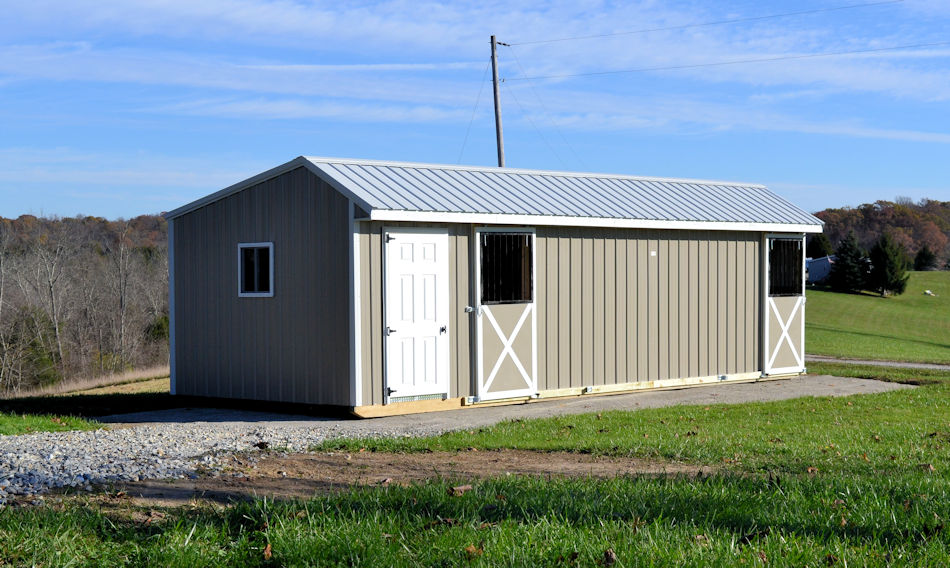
480;232;533;304
769;239;803;296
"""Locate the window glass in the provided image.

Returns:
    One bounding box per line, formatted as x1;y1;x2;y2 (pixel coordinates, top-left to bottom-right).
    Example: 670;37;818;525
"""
480;232;533;304
239;243;273;296
769;239;802;296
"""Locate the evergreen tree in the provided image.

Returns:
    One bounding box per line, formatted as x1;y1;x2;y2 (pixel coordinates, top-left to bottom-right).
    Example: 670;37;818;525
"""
914;245;937;271
868;233;909;296
806;233;834;258
828;231;867;293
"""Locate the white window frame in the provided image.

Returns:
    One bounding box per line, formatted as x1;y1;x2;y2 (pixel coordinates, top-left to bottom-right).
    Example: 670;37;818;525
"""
238;242;275;298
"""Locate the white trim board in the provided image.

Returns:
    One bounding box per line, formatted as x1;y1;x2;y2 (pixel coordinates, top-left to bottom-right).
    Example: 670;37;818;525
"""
370;210;821;234
349;204;362;407
168;218;176;396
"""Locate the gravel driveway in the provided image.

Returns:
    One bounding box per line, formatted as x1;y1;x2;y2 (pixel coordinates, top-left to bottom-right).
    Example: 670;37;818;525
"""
0;375;911;504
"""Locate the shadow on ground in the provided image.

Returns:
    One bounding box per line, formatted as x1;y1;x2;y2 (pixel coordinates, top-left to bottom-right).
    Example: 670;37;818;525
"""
0;393;352;421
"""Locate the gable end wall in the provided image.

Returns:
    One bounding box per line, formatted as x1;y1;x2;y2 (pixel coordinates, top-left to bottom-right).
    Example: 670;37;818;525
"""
172;167;351;405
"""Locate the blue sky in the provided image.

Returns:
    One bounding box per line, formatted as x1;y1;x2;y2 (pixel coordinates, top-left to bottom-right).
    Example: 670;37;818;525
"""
1;0;949;219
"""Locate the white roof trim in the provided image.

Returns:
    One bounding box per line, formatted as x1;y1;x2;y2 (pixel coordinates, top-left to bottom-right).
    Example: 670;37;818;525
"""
164;157;376;220
367;209;823;233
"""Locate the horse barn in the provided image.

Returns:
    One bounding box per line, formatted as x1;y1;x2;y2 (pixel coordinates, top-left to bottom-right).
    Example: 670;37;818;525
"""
165;156;823;417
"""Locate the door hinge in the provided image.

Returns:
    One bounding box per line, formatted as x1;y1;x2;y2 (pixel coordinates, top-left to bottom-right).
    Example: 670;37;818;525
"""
385;326;396;336
386;387;397;396
385;233;395;243
440;325;447;334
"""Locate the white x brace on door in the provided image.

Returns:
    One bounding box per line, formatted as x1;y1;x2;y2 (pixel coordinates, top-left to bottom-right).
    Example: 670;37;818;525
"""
383;228;450;401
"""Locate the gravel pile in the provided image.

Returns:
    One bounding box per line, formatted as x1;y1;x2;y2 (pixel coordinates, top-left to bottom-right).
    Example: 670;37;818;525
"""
0;420;422;505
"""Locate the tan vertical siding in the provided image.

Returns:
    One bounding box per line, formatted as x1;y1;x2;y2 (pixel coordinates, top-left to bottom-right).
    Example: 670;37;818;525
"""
173;167;351;405
614;234;627;383
601;235;619;384
354;223;763;403
358;222;472;403
557;236;571;389
533;228;761;390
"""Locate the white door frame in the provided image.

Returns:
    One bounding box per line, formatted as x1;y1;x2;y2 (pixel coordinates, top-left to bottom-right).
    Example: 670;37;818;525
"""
382;226;451;403
763;233;806;375
473;227;538;401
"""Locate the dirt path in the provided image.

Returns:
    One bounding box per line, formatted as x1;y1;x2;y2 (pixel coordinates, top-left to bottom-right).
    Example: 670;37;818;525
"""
83;374;909;508
806;354;950;371
107;450;715;506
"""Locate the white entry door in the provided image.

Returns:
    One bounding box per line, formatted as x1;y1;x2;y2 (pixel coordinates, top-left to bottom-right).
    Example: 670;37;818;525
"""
474;229;537;401
383;228;450;401
764;236;806;375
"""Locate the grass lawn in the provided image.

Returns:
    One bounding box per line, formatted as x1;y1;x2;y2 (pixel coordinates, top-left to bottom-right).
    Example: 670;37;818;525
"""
2;364;950;566
0;373;169;435
806;271;950;364
69;376;170;396
0;412;99;436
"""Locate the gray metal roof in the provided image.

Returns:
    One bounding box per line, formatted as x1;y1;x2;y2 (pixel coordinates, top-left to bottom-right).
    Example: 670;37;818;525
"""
166;156;822;231
306;157;821;228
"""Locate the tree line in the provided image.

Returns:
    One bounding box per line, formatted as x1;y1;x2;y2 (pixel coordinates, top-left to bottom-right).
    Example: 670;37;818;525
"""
0;215;168;394
813;198;950;266
807;197;950;297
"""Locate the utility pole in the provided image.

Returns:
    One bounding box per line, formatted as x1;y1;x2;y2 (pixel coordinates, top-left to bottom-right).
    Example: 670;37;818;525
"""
490;35;506;168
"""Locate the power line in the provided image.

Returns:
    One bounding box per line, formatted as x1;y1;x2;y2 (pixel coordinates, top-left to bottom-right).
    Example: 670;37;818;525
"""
507;40;950;82
503;45;589;171
457;60;492;164
511;0;904;46
502;80;570;170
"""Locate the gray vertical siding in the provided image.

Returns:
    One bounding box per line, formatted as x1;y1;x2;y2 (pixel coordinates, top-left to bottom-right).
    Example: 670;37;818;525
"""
357;221;472;405
173;167;351;405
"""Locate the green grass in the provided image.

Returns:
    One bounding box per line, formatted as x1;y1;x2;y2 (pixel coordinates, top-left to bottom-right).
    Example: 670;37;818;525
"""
0;412;99;436
314;369;950;477
3;365;950;565
806;271;950;364
3;474;949;567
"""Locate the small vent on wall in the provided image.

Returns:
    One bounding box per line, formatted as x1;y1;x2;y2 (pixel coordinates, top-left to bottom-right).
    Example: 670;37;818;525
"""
389;393;447;403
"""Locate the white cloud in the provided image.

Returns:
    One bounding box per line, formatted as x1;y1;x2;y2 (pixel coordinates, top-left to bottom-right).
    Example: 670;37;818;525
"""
3;1;950;142
0;147;257;189
0;43;481;107
159;97;468;122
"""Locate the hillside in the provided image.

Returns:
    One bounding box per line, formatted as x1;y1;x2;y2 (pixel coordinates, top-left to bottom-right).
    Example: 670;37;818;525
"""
814;199;950;263
806;271;950;363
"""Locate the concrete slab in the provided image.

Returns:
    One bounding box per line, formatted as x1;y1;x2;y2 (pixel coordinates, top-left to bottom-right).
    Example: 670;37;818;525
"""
98;375;911;438
806;354;950;371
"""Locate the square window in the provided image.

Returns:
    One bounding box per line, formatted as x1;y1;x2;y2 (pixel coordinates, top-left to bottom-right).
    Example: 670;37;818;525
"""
480;232;533;304
768;238;802;296
238;243;273;297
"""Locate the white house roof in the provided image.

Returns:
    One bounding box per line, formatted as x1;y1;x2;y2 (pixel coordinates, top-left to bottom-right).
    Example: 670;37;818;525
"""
166;156;823;233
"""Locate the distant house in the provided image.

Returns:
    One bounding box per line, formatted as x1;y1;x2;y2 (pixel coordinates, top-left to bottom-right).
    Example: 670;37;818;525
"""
165;157;823;416
806;255;835;284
